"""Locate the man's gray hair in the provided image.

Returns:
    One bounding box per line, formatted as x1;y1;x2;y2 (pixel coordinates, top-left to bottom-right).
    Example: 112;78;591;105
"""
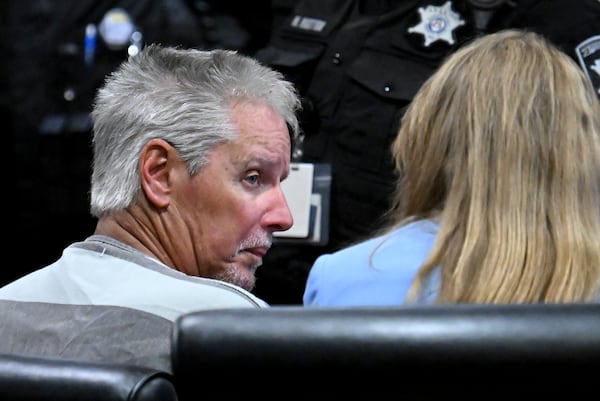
90;44;301;217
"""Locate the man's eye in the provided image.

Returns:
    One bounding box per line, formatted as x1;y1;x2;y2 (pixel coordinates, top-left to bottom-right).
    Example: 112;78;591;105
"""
244;174;259;186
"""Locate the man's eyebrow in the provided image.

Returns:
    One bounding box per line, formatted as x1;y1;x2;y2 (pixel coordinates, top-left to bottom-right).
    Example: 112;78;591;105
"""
243;155;290;180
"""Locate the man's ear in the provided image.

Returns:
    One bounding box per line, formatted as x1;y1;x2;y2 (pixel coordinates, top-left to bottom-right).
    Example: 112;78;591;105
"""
139;139;177;208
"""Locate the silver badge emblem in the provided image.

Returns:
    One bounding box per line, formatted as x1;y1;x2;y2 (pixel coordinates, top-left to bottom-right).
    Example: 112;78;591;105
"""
576;35;600;98
408;1;465;47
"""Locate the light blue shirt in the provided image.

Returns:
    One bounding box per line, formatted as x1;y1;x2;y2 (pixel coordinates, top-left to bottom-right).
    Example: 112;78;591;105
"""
303;219;439;306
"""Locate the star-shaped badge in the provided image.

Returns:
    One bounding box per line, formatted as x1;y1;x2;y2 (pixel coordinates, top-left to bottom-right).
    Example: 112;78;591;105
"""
408;1;465;47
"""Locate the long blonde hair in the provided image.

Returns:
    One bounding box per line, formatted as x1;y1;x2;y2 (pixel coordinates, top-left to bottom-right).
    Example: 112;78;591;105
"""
389;29;600;303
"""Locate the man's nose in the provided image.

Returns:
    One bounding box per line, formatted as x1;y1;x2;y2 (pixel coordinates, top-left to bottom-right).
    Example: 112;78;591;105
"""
263;186;294;232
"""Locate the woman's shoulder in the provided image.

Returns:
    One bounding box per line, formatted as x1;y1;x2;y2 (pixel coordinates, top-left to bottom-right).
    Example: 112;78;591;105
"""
313;219;439;271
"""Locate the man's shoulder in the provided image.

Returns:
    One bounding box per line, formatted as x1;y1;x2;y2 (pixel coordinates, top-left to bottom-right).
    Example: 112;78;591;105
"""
1;239;269;320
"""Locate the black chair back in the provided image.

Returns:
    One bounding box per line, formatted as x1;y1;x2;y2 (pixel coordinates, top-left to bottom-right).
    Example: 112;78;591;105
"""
172;303;600;400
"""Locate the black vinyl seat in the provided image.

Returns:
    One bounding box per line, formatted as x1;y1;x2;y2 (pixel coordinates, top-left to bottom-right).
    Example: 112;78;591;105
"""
0;353;177;401
172;303;600;400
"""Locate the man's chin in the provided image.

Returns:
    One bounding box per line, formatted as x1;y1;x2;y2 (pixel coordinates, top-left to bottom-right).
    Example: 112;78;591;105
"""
233;276;256;292
237;268;257;292
218;264;257;292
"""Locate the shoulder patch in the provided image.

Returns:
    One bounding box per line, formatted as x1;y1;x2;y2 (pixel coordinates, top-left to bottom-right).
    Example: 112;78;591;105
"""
576;35;600;99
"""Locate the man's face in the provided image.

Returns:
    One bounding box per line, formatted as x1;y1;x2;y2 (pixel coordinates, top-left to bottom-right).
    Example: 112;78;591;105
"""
170;102;293;291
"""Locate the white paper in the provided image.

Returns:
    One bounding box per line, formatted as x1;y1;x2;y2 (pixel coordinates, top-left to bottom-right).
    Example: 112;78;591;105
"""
275;163;314;238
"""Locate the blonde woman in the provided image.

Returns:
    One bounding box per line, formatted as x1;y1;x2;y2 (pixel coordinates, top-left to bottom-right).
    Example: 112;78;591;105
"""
304;29;600;306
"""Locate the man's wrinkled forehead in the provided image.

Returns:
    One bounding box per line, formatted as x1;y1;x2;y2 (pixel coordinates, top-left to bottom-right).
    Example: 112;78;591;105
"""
225;132;290;168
